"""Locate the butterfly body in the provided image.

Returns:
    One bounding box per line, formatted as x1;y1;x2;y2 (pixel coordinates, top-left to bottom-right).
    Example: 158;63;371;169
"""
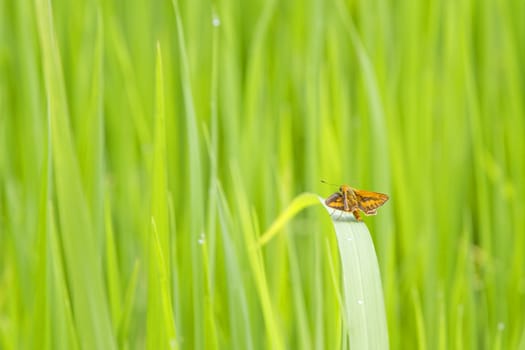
325;184;389;221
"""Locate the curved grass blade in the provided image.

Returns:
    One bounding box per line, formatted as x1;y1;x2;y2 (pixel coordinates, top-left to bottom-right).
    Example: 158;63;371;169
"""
322;200;389;349
257;193;320;247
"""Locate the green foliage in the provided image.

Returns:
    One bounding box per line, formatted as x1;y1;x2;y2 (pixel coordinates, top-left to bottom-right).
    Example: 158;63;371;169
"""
327;209;389;349
1;0;524;348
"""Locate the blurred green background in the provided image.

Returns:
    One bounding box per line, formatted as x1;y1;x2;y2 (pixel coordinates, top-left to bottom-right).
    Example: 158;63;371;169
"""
1;0;524;348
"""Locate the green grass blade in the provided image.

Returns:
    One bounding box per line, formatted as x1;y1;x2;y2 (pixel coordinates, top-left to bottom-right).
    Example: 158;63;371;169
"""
48;204;80;350
231;166;284;350
170;1;205;347
34;0;116;347
323;203;389;349
146;43;178;349
216;184;254;350
286;237;313;349
257;193;320;247
412;288;427;350
118;260;140;347
104;194;122;333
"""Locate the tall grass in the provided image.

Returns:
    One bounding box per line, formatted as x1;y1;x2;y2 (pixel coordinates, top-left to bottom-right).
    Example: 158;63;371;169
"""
1;0;524;348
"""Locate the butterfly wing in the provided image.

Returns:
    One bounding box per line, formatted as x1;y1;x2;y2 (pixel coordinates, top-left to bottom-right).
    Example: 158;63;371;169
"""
325;192;345;210
354;189;389;215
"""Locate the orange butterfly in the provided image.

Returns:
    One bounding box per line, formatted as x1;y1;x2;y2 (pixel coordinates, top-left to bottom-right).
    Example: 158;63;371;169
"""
325;184;389;221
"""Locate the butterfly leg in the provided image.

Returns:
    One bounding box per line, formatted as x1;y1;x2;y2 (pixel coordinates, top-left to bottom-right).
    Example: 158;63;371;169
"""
352;209;361;221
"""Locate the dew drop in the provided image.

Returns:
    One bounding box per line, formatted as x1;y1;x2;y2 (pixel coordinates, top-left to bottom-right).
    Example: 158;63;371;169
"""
198;233;205;245
357;299;364;305
498;322;505;331
212;16;221;27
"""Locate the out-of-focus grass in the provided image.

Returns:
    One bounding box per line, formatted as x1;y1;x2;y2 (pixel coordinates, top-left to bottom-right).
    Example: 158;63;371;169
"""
1;0;524;348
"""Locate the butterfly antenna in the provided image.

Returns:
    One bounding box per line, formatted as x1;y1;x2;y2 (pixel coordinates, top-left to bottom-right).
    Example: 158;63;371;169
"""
321;180;338;187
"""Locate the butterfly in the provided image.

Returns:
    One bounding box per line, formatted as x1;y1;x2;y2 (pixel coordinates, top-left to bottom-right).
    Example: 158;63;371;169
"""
325;184;389;221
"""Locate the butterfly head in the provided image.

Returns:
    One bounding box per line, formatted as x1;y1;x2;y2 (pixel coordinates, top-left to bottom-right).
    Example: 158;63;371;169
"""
339;184;352;193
